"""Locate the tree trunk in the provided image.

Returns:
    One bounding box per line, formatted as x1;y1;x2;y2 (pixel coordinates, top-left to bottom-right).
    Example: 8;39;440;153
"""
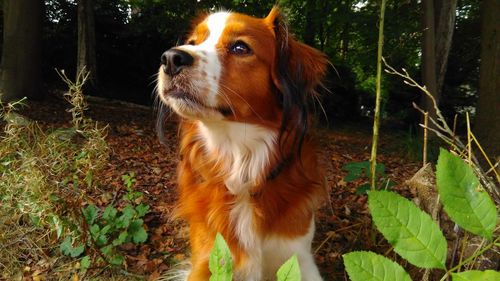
421;0;439;123
0;0;44;101
77;0;97;90
340;0;352;61
475;0;500;159
303;0;318;47
434;0;457;95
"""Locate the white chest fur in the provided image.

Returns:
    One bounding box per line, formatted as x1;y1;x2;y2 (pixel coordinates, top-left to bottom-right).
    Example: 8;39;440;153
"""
197;120;277;194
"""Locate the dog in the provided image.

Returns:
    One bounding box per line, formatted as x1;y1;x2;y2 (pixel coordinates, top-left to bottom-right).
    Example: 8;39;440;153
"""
156;7;327;281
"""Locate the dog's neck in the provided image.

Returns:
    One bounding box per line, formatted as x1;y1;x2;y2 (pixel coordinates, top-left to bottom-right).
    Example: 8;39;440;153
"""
196;120;277;195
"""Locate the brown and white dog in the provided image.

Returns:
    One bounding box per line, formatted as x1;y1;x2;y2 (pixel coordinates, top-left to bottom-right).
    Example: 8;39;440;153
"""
156;7;327;281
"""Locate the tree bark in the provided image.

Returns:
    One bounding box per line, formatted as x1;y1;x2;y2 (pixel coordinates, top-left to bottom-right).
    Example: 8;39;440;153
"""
0;0;44;101
421;0;439;123
340;0;352;60
434;0;457;95
475;0;500;159
77;0;97;90
303;0;318;47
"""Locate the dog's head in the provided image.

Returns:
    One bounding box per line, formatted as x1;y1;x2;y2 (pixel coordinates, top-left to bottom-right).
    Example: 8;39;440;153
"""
157;7;327;151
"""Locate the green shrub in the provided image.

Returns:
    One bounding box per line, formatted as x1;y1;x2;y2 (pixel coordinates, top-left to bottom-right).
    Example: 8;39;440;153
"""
343;149;499;281
342;161;395;194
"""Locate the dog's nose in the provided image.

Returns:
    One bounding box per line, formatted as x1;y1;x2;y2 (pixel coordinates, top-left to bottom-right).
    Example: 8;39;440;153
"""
161;49;194;76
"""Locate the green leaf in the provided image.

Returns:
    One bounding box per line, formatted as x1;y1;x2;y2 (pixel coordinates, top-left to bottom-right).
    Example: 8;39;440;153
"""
29;214;41;227
51;215;64;239
80;255;91;271
100;244;113;256
436;149;497;240
109;254;125;265
209;233;233;281
343;251;412;281
112;231;128;246
101;225;111;235
343;162;368;182
95;234;108;247
276;255;301;281
71;244;85;257
116;205;136;228
75;151;88;160
368;190;447;269
90;224;100;239
60;236;84;257
343;161;386;182
60;236;73;256
452;270;500;281
128;219;148;243
82;204;99;225
102;205;117;222
85;171;93;187
356;183;371;195
135;203;150;217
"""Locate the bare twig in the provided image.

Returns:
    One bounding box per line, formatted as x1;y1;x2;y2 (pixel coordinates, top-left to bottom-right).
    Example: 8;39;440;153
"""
383;59;500;203
423;112;428;166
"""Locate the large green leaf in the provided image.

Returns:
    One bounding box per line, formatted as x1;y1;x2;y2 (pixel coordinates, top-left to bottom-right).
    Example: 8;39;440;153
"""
368;190;447;269
343;251;412;281
276;255;301;281
436;149;497;240
209;233;233;281
452;270;500;281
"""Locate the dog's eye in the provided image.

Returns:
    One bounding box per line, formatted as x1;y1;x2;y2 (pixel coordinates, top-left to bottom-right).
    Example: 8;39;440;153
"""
229;41;251;55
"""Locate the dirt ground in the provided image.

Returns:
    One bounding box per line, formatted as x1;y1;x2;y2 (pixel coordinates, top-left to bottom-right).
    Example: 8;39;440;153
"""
20;93;423;280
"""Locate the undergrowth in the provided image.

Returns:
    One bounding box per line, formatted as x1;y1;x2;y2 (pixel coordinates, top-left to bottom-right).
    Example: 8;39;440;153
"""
0;70;147;280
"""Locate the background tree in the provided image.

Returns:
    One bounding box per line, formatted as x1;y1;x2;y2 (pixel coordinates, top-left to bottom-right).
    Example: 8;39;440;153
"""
0;0;485;134
435;0;457;95
77;0;97;90
475;0;499;158
421;0;438;122
420;0;457;126
0;0;44;101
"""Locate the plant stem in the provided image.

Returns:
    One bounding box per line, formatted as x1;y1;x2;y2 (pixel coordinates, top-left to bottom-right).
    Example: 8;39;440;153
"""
439;236;500;281
423;112;428;166
370;0;386;190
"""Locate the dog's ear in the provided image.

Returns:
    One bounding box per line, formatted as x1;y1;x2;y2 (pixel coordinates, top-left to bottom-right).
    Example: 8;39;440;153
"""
265;7;328;94
265;7;328;156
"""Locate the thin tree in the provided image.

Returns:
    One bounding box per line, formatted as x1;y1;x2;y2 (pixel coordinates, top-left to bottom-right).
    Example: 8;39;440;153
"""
0;0;44;101
370;0;386;190
77;0;97;91
434;0;457;94
420;0;457;126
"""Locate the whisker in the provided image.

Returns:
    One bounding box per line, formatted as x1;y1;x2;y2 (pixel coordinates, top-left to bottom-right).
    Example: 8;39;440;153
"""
218;82;265;122
216;90;237;119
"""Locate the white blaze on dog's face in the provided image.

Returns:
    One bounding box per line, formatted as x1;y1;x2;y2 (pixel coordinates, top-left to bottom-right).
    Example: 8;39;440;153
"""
157;10;282;124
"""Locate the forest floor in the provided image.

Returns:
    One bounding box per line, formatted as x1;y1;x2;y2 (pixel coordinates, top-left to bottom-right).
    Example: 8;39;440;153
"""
17;93;423;280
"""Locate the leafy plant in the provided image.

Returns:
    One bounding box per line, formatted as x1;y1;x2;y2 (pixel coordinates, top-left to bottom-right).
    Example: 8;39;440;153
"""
209;233;233;281
61;200;150;267
276;255;301;281
368;190;447;269
0;71;109;277
342;161;395;194
343;149;499;281
208;233;302;281
344;251;411;281
436;149;496;240
122;172;143;202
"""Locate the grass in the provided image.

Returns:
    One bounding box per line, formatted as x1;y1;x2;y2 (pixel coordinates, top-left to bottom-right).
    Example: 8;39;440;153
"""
0;71;110;279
